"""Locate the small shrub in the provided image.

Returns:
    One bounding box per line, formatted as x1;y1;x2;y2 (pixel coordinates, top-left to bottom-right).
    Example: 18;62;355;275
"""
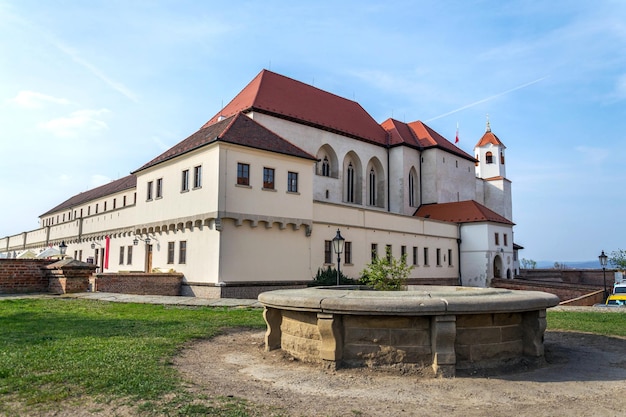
359;247;413;291
309;266;356;286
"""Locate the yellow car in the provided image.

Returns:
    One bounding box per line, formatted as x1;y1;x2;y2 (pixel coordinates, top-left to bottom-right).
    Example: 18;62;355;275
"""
606;294;626;306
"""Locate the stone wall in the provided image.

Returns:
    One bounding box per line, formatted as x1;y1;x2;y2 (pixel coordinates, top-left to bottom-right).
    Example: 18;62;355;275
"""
0;259;53;293
491;278;601;304
95;272;184;296
518;269;615;287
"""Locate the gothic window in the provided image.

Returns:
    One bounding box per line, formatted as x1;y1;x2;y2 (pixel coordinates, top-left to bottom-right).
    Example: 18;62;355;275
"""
346;162;354;203
369;168;376;206
322;156;330;177
408;174;414;205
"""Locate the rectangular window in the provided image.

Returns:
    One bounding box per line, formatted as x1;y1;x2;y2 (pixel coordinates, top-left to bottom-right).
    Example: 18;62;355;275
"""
263;167;275;189
436;248;441;266
324;240;332;264
495;233;500;245
287;172;298;192
123;196;127;206
79;250;82;262
88;206;91;215
386;245;392;261
401;245;407;259
412;246;418;266
80;208;83;217
448;249;453;267
95;204;99;214
181;169;189;192
127;246;133;265
167;242;175;264
113;198;116;209
147;181;153;201
104;201;108;211
156;178;163;198
504;233;508;246
237;163;250;186
424;247;429;266
179;241;187;264
345;241;352;264
119;246;125;265
371;243;378;261
193;166;202;188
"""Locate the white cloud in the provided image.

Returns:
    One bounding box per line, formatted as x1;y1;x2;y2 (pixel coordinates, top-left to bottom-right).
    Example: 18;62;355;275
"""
90;174;111;188
575;146;610;164
39;109;110;138
8;91;71;108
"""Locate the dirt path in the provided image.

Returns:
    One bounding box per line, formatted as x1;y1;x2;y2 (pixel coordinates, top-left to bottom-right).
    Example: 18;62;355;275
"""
174;329;626;417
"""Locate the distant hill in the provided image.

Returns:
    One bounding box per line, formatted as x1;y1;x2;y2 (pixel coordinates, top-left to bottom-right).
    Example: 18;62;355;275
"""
535;260;602;269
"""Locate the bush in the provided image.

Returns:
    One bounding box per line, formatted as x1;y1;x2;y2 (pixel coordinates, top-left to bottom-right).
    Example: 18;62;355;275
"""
309;266;357;287
359;247;413;291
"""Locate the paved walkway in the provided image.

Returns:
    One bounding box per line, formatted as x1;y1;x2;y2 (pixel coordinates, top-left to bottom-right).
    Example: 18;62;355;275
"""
0;292;263;308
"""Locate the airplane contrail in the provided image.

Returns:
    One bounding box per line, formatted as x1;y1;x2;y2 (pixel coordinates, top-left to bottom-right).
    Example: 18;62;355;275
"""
425;76;549;122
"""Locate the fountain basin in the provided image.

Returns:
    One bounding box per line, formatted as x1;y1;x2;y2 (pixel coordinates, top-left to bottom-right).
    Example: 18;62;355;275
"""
258;286;560;377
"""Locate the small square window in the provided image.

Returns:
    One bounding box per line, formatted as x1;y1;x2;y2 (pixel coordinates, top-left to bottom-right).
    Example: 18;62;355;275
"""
237;163;250;186
181;169;189;192
263;167;275;189
193;166;202;188
287;171;298;193
156;178;163;198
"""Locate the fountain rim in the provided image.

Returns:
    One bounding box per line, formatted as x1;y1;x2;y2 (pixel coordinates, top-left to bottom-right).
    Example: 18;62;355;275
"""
258;285;560;316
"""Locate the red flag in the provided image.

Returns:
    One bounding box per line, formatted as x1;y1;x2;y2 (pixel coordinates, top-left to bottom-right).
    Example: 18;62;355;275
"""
455;122;459;144
104;235;110;269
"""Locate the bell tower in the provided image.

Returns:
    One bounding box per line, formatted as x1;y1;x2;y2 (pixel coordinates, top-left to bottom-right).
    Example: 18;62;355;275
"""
474;116;506;180
474;116;512;221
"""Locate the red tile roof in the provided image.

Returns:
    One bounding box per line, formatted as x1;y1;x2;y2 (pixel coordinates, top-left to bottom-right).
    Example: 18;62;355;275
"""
381;118;475;161
203;70;389;145
414;200;513;225
134;113;316;173
41;174;137;216
475;130;505;148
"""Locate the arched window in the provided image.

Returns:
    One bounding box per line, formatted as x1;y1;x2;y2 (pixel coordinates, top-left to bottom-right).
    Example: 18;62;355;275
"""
486;151;494;164
500;151;505;164
347;162;354;203
369;168;376;206
322;156;330;176
408;174;415;207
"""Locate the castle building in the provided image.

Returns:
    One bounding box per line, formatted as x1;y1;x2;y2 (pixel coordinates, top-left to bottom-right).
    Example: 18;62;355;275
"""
0;70;519;297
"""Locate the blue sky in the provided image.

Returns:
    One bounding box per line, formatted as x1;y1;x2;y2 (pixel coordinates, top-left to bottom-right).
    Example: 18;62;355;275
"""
1;0;625;263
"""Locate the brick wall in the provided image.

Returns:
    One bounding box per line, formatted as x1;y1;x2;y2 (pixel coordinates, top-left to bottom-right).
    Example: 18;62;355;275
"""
95;273;184;296
0;259;53;293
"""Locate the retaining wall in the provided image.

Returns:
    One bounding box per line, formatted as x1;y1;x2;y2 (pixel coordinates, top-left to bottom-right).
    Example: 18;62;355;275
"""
95;272;184;296
0;259;54;293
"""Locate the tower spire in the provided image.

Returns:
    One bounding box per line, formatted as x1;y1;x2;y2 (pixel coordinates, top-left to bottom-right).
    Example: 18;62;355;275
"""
486;114;491;132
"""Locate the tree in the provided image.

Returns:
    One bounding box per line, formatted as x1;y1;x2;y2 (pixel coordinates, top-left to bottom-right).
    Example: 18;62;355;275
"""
521;258;537;269
609;249;626;271
359;247;413;291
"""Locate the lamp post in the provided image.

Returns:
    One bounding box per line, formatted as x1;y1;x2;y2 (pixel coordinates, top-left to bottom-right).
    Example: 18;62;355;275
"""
59;241;67;260
599;250;608;301
332;229;345;286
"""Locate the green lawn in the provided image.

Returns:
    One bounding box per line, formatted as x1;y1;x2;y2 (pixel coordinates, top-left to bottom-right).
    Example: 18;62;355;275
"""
0;298;624;416
0;298;266;416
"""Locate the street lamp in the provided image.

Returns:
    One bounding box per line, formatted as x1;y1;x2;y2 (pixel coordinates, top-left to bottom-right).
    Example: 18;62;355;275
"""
332;229;345;286
59;241;67;260
599;250;608;301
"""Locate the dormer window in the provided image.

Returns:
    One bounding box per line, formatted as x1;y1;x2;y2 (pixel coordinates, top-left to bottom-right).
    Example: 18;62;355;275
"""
485;151;494;164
